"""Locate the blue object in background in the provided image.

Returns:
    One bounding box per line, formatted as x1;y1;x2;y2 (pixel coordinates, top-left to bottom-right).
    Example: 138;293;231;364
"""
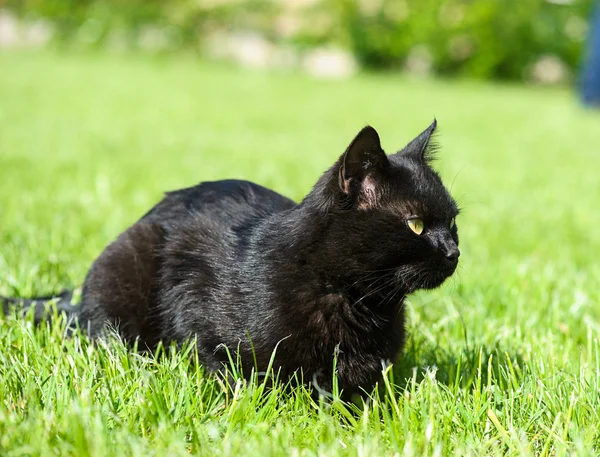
582;1;600;106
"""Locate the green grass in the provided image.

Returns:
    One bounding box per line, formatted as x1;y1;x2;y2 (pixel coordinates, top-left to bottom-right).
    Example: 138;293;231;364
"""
1;50;600;456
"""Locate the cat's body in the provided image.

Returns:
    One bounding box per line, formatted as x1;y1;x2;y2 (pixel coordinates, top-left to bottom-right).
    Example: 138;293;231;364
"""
2;122;460;395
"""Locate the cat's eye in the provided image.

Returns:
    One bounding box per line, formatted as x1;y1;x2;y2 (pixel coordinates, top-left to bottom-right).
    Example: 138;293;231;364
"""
450;217;456;230
407;218;424;235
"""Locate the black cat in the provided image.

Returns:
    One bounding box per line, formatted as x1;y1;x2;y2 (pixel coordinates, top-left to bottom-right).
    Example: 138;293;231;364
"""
2;121;460;396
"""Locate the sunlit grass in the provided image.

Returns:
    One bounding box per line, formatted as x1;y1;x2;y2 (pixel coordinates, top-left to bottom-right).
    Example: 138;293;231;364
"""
1;50;600;456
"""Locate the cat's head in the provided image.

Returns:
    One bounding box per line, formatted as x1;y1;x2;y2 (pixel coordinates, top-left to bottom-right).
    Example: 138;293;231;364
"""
307;121;459;293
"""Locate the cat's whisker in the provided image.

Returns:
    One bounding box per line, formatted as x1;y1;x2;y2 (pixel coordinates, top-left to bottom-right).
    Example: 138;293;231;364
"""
350;268;397;292
347;267;400;289
348;271;390;288
380;284;403;307
352;276;397;306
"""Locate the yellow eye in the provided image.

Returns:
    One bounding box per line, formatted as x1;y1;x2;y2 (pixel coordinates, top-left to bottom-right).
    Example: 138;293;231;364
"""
450;217;456;230
407;218;424;235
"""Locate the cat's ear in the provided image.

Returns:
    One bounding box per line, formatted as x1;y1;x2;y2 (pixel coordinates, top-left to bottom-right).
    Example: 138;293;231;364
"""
399;119;438;161
338;126;389;206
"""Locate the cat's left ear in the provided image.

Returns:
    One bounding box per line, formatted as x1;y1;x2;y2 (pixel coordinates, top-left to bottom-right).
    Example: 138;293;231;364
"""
399;119;438;161
338;126;389;204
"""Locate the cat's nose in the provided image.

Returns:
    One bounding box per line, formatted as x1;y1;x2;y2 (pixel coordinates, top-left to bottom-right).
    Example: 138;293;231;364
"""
444;247;460;264
433;233;460;265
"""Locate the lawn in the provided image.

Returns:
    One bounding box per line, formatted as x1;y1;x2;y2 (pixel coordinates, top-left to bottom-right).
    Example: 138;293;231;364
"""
1;50;599;456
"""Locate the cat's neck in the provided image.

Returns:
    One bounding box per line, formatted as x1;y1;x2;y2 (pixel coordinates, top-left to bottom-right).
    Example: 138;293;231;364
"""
251;203;408;310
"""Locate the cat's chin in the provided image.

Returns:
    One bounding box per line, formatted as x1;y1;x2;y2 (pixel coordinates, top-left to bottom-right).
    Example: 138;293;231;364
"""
400;264;457;292
418;274;452;290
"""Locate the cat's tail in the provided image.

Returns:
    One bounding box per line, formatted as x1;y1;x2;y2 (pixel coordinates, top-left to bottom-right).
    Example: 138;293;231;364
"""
1;289;79;325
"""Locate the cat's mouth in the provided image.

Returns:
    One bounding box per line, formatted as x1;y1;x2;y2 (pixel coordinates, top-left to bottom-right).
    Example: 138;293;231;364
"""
397;260;458;291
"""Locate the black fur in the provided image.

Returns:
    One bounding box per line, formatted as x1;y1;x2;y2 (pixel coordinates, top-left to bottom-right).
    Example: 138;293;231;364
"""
2;122;460;396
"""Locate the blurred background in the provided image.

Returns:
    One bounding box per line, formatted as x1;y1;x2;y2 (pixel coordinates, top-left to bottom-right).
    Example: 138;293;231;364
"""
1;0;597;86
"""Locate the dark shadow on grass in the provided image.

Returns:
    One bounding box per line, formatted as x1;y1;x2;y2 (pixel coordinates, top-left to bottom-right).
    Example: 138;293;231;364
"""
391;335;527;394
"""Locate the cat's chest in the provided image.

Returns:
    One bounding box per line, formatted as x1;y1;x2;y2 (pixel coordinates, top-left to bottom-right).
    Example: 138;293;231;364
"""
291;292;405;389
302;292;401;352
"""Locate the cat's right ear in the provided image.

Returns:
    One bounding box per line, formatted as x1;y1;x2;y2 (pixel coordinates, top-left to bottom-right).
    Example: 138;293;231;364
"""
398;119;437;161
338;126;389;206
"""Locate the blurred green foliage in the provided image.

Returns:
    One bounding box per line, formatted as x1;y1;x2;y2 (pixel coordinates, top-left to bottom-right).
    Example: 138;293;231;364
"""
8;0;279;49
7;0;594;81
334;0;593;79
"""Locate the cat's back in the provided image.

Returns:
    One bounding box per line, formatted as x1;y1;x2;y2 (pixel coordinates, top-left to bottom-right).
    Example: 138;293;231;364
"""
80;179;295;342
142;179;296;229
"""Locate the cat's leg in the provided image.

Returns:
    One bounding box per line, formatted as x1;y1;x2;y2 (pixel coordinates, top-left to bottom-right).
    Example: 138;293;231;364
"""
79;222;165;349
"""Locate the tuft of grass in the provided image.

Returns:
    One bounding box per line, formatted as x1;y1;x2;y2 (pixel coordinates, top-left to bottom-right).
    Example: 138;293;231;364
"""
1;50;600;456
